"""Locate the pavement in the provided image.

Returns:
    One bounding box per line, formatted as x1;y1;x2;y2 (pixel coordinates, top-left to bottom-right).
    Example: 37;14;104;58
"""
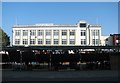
1;69;119;82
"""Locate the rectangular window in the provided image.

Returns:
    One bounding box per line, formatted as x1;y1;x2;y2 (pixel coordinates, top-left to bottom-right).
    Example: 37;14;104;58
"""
38;30;44;36
92;30;95;36
70;30;75;36
54;39;59;44
30;30;36;36
96;30;99;36
46;30;51;36
23;30;28;36
38;39;43;44
15;30;20;36
81;30;86;36
81;39;86;45
15;39;20;44
92;39;99;45
80;23;86;27
92;30;99;36
62;39;67;44
30;39;35;44
53;30;59;36
23;39;28;45
46;39;51;44
70;39;75;44
62;30;67;36
92;39;95;45
96;39;99;45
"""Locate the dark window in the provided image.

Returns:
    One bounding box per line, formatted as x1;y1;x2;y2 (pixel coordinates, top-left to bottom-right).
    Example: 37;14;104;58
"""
81;39;86;45
30;39;35;44
80;23;86;27
38;39;43;44
23;39;28;44
70;39;75;44
62;30;67;36
62;39;67;44
15;39;20;44
54;39;59;44
38;30;44;36
81;30;86;36
46;39;51;44
70;30;75;36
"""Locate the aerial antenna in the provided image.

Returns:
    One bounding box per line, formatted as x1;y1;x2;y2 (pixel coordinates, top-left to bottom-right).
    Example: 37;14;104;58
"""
96;17;99;24
15;17;18;25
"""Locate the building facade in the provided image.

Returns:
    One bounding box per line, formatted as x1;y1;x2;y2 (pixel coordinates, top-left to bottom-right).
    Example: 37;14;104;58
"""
12;21;101;46
105;34;120;46
100;36;109;46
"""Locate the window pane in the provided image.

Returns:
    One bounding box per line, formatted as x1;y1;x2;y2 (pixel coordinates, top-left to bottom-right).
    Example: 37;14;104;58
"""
81;30;86;36
30;30;36;36
30;39;35;44
15;39;20;44
92;30;95;36
15;30;20;36
38;39;43;44
62;30;67;36
46;39;51;44
46;30;51;36
23;30;28;36
23;39;28;44
38;30;44;36
54;39;59;44
70;39;75;44
53;30;59;36
80;23;86;27
70;30;75;36
96;30;99;36
62;39;67;44
92;39;95;45
81;39;86;45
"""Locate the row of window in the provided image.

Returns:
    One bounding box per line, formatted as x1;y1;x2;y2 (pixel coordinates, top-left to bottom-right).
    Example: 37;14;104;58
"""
15;39;100;45
15;30;76;36
15;30;100;37
15;39;75;45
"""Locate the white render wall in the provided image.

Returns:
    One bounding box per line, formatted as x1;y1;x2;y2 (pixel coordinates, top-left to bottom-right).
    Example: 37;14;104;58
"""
12;21;101;46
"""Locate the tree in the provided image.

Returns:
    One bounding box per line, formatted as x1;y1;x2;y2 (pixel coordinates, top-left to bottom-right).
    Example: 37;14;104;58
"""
118;35;120;46
0;28;10;48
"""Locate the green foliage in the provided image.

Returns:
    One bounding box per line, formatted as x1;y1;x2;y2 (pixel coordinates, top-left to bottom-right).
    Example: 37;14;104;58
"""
118;35;120;46
0;28;10;47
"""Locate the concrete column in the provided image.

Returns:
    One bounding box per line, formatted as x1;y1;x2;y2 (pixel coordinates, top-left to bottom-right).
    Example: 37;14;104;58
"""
51;30;53;45
86;27;89;46
59;30;62;45
43;30;46;45
36;30;38;45
76;29;80;45
28;30;31;46
99;29;101;46
20;30;23;46
89;29;92;46
67;30;69;45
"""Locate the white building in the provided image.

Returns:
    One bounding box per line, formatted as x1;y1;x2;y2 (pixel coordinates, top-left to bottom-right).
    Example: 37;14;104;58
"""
12;20;101;46
100;36;109;46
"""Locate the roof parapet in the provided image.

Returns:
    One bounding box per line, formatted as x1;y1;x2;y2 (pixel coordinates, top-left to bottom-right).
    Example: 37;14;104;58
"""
89;24;101;27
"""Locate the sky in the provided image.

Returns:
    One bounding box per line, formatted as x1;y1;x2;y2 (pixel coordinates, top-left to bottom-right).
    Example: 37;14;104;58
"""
2;2;118;43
